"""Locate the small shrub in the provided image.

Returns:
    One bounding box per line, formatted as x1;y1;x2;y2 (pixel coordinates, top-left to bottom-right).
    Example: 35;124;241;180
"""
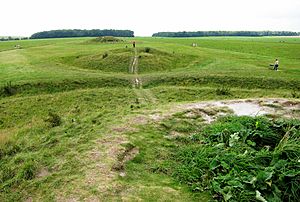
45;112;61;127
145;47;151;53
102;52;108;59
216;87;231;96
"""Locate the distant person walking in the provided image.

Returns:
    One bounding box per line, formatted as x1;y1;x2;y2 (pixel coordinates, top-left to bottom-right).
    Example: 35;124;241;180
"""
133;41;136;48
274;59;279;71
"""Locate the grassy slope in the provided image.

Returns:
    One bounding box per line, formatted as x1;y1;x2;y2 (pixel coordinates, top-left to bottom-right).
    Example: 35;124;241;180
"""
1;37;300;95
0;36;300;201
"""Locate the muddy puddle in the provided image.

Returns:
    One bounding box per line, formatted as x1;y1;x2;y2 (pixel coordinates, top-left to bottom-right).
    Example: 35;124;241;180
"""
219;102;269;116
180;98;300;123
146;98;300;124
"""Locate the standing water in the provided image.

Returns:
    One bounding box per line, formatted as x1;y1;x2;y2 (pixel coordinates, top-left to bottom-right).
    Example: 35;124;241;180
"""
226;102;268;116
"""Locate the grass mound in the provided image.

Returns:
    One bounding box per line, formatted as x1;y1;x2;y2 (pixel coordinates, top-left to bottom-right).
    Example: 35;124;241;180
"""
158;116;300;201
63;48;132;73
90;36;123;43
63;47;199;74
137;47;198;73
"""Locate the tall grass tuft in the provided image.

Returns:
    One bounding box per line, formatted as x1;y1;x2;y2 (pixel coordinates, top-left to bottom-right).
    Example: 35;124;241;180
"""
216;86;231;96
291;90;300;98
45;112;62;127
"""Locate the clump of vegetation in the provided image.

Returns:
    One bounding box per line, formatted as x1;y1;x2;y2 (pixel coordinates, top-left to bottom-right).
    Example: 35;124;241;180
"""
45;112;61;127
18;160;37;180
162;116;300;201
0;158;38;191
216;86;231;95
291;90;300;98
0;139;22;159
91;36;122;43
102;52;108;59
145;47;151;53
0;81;17;97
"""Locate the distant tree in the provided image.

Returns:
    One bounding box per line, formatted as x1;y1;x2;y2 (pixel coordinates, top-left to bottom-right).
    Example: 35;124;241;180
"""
0;36;28;41
152;31;300;37
30;29;134;39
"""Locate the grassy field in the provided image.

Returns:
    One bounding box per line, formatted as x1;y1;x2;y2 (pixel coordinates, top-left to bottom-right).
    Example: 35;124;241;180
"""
0;36;300;201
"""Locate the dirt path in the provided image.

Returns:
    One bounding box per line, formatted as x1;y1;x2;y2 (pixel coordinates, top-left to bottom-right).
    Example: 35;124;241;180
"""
59;48;158;201
129;47;157;104
129;47;140;88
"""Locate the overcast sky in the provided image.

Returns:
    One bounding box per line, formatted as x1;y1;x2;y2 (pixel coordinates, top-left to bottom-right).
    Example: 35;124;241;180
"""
1;0;300;36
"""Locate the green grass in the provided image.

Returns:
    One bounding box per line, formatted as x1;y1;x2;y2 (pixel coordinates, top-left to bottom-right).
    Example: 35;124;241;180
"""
0;36;300;201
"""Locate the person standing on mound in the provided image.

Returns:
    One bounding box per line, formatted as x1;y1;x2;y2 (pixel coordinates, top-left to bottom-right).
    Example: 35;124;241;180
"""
133;41;136;48
274;59;279;71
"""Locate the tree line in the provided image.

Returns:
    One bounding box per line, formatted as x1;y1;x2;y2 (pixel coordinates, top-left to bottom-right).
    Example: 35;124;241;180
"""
30;29;134;39
2;30;299;41
152;31;300;37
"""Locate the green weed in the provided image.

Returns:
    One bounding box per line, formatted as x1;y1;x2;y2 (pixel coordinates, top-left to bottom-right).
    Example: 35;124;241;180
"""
158;116;300;201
